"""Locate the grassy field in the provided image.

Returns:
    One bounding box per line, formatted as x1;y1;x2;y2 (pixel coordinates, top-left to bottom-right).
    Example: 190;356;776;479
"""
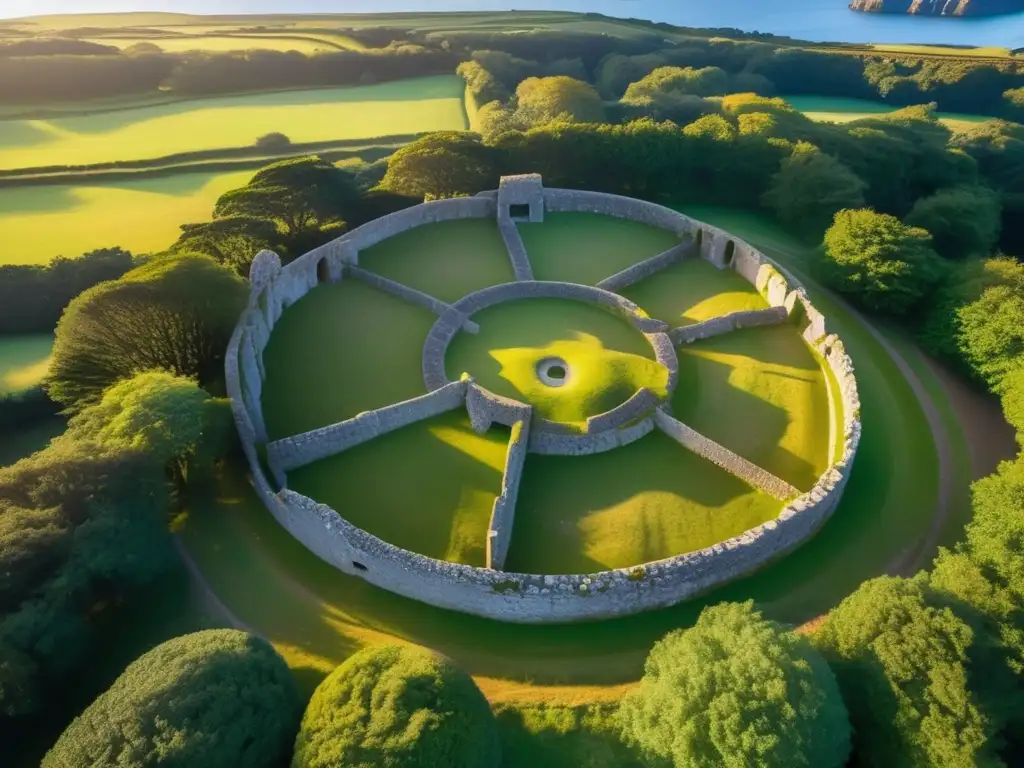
868;43;1015;58
447;299;667;425
0;75;466;171
358;218;514;303
0;334;52;394
81;35;340;53
518;213;681;285
784;95;996;131
0;170;253;265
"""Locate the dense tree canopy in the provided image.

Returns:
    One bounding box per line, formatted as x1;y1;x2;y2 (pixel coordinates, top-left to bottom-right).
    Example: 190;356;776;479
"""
817;209;943;315
514;76;605;126
174;216;281;277
47;253;247;410
291;645;500;768
904;186;1002;260
620;601;850;768
622;66;729;101
762;143;867;240
378;132;499;199
0;374;228;719
955;283;1024;389
44;630;300;768
812;576;999;768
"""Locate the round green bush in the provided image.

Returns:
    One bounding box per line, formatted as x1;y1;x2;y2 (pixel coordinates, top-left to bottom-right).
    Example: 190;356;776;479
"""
291;645;500;768
44;629;300;768
620;601;851;768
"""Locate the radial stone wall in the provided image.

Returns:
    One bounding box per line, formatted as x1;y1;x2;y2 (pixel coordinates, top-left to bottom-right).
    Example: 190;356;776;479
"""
225;177;861;624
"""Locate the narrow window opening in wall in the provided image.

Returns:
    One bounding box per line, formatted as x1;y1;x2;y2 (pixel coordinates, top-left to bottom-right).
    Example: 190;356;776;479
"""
695;229;704;250
724;240;736;267
316;257;330;284
509;203;530;221
823;345;833;358
352;561;368;572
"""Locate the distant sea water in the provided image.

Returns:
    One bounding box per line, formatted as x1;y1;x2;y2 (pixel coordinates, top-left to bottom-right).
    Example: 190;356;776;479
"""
3;0;1024;47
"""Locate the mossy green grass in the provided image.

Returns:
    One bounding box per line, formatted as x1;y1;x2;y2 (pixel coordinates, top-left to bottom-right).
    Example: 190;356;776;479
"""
784;95;996;131
0;75;466;171
517;212;681;285
446;299;667;426
0;334;53;394
357;218;514;304
0;169;254;265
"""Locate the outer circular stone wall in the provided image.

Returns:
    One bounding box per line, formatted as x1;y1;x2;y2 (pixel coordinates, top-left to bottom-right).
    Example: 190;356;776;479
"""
225;177;861;624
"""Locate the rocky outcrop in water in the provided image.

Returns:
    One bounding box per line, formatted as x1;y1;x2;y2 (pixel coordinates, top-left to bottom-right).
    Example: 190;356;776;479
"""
850;0;1023;15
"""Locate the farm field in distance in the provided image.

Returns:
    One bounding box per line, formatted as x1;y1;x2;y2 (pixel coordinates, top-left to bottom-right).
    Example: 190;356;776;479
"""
80;35;343;53
0;170;254;265
0;75;467;171
0;334;52;394
785;95;997;130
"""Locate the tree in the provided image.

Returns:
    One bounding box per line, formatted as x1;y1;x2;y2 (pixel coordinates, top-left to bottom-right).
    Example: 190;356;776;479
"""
255;131;291;151
956;283;1024;388
291;645;500;768
817;209;943;315
904;186;1002;260
812;576;998;768
620;602;850;768
999;366;1024;446
514;76;605;127
64;371;233;488
47;253;247;410
174;216;281;276
622;66;729;101
378;132;498;199
44;630;300;768
762;143;867;240
214;155;360;236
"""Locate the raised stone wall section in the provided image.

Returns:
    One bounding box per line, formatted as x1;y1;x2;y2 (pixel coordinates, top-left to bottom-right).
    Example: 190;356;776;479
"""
466;383;533;433
646;332;679;392
224;177;864;623
596;241;691;292
497;215;535;281
543;189;690;236
422;306;470;391
585;387;660;433
347;265;479;333
669;307;788;345
528;417;655;456
266;380;470;476
486;419;530;571
654;410;800;501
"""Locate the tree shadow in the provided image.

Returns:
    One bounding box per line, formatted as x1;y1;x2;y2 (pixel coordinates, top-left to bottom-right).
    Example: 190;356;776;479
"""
0;120;59;149
0;184;83;215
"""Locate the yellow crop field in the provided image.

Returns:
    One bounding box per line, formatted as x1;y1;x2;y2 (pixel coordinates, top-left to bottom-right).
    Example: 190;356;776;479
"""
0;170;253;266
0;75;467;171
82;35;337;54
784;95;996;131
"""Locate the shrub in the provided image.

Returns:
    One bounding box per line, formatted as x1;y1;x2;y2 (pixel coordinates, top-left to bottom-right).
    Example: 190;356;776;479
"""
291;645;500;768
43;630;300;768
620;601;850;768
255;132;292;151
904;186;1002;260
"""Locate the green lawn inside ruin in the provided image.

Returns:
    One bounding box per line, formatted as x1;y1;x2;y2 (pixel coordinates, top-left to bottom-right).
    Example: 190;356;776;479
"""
357;218;515;303
446;298;667;427
518;212;681;285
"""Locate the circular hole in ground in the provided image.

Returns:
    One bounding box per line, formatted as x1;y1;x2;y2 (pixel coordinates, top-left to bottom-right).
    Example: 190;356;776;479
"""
547;365;566;380
536;357;570;388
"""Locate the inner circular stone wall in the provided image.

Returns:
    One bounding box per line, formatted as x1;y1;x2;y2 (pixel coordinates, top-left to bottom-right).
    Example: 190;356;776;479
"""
226;179;861;624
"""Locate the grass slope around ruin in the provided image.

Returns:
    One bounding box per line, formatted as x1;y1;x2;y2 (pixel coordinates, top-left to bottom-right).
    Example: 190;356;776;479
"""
0;75;466;172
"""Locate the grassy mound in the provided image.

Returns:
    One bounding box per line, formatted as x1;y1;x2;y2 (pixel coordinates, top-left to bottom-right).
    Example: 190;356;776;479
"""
446;298;666;427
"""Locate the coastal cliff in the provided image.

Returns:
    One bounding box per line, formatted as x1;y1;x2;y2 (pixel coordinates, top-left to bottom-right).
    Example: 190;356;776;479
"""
850;0;1023;15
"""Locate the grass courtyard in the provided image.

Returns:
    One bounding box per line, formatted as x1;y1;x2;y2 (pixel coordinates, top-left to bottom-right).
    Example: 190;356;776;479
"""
0;75;467;171
259;213;833;578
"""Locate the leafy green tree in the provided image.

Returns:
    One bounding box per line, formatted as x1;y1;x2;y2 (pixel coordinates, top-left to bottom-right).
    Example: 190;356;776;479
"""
47;253;246;410
213;155;360;236
622;66;729;101
817;209;943;315
620;601;850;768
917;256;1024;368
956;284;1024;388
762;143;867;240
812;576;999;768
174;216;281;276
378;132;498;199
514;76;604;126
1003;87;1024;121
44;630;300;768
291;645;500;768
998;366;1024;446
904;186;1002;260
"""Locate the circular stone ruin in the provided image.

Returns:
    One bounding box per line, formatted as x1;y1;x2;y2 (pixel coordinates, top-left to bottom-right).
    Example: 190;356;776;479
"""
226;174;861;624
